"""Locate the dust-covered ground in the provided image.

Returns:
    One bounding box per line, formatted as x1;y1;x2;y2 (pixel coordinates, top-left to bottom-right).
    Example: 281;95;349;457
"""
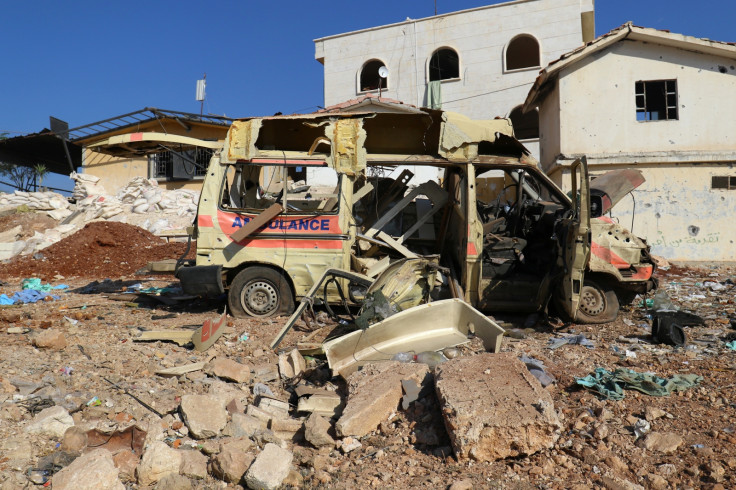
0;215;734;489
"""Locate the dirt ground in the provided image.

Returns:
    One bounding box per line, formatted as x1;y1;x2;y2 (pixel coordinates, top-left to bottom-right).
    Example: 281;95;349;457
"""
0;213;735;488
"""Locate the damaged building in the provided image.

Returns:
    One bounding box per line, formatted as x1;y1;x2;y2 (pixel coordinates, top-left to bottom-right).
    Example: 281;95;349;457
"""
523;23;736;262
313;0;596;160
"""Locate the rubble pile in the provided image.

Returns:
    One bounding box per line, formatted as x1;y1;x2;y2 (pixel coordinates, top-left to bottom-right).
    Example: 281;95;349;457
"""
0;173;199;262
0;221;190;280
0;262;734;488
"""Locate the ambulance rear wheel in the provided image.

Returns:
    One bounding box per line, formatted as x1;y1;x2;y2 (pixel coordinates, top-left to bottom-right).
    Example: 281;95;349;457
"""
228;267;294;318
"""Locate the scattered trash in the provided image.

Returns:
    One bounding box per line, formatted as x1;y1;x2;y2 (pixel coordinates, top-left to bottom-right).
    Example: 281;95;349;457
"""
86;396;102;407
21;278;69;292
547;333;595;350
253;383;275;398
191;310;227;352
575;368;703;400
725;340;736;351
59;366;73;376
520;356;556;387
633;419;651;439
238;332;249;342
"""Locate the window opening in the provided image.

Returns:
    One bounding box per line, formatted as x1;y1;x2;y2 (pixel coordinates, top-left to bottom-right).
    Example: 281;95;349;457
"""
220;164;341;214
429;48;460;81
509;106;539;140
360;59;387;92
505;35;540;71
150;147;212;179
636;80;678;121
712;176;736;190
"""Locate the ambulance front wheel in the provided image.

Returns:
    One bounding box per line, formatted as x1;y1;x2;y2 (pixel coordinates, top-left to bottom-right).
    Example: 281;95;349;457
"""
228;267;295;318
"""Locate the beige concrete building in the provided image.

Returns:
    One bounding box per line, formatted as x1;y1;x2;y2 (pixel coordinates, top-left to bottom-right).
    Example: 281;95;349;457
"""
314;0;596;159
524;23;736;262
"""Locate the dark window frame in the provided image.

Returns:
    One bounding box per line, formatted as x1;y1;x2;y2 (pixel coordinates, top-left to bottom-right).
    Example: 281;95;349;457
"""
150;147;214;180
635;79;679;122
429;47;460;82
712;176;736;190
359;59;388;93
508;106;539;140
505;34;541;71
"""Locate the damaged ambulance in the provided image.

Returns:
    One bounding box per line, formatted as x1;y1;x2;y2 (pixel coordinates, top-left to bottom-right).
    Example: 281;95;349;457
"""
90;106;655;323
172;107;655;323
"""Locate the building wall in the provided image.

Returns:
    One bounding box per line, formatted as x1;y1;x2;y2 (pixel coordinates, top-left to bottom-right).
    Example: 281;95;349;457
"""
555;41;736;155
81;122;227;195
554;164;736;262
315;0;591;132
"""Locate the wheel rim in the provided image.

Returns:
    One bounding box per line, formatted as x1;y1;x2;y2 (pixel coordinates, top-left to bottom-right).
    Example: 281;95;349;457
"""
579;285;606;316
241;279;278;316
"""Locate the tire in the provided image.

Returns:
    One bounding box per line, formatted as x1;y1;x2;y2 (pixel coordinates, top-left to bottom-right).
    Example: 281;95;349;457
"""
576;279;619;324
228;266;295;318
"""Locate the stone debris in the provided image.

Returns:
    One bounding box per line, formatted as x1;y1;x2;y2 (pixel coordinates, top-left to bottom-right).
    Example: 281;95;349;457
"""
136;440;183;486
336;361;431;437
32;328;67;350
434;353;561;461
244;443;293;490
180;394;228;439
304;413;334;448
0;262;731;488
206;358;252;383
51;448;124;490
637;431;684;453
24;405;75;438
209;436;255;483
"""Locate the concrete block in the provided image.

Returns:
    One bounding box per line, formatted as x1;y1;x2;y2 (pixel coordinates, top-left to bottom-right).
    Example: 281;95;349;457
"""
434;353;561;461
336;361;431;438
244;443;293;490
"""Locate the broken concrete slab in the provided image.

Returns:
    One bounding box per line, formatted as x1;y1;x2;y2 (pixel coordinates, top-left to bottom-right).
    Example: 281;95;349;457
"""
25;405;74;438
207;358;252;383
304;414;334;448
210;436;254;483
278;348;307;379
336;361;431;438
179;449;208;480
52;448;124;490
296;390;343;418
136;440;182;486
244;443;293;490
637;432;684;453
33;328;67;350
224;412;268;438
434;353;561;461
180;394;228;439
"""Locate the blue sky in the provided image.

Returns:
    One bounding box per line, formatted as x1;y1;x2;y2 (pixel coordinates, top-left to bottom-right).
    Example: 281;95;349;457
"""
1;0;734;192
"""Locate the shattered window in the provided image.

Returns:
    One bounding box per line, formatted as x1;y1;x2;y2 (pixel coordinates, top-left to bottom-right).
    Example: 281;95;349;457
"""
150;147;212;180
636;80;678;121
360;59;388;92
509;106;539;140
712;176;736;190
220;164;341;214
429;48;460;81
505;35;540;71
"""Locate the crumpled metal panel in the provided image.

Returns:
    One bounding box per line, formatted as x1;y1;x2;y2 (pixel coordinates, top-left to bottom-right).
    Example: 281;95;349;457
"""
325;118;366;175
223;119;262;163
323;298;505;378
438;112;514;160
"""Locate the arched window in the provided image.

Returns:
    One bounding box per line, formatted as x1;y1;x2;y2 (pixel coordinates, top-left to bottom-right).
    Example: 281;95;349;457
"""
505;35;540;71
360;59;387;92
429;47;460;81
509;106;539;140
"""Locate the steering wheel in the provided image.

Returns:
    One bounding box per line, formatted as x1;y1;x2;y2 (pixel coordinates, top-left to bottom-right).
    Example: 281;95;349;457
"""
495;183;519;217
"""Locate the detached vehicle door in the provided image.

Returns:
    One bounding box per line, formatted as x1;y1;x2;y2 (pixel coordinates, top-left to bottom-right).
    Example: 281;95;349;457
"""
556;157;591;320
